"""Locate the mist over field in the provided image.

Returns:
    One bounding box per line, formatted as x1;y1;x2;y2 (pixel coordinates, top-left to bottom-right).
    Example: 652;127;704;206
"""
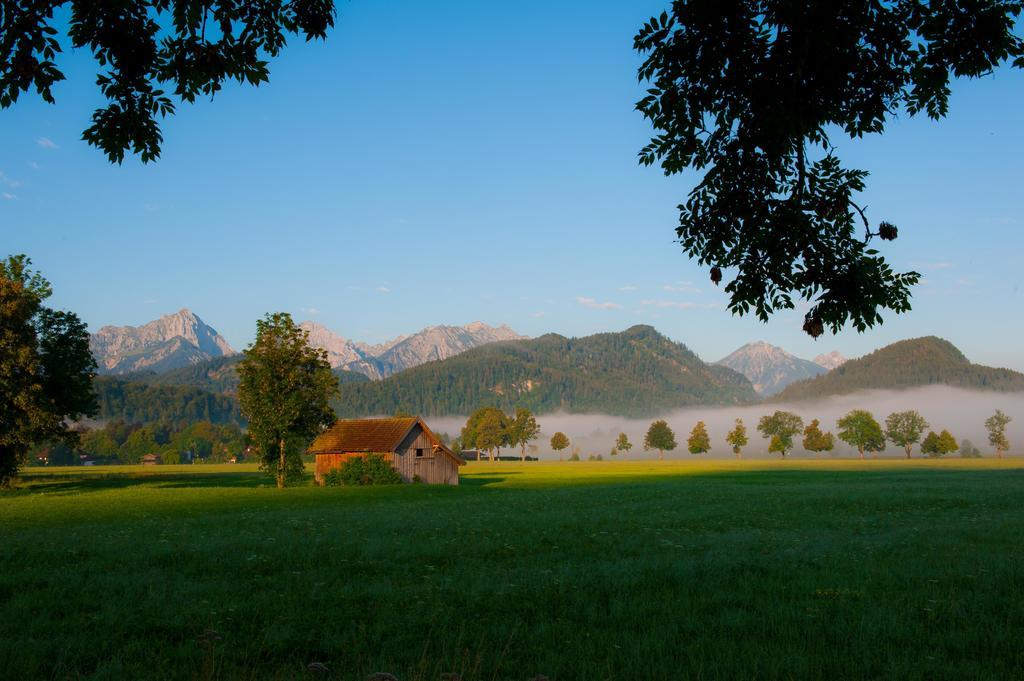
432;386;1024;459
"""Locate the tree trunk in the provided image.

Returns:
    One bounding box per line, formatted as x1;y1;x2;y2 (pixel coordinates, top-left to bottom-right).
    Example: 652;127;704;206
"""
277;437;286;489
905;445;912;459
659;449;664;461
521;444;526;462
859;447;865;459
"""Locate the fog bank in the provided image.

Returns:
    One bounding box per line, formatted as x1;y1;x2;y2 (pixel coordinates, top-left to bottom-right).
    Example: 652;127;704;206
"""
430;386;1024;460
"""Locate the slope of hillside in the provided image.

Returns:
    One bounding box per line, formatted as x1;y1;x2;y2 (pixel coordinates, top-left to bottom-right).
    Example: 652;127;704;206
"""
121;355;369;395
92;377;243;426
715;341;826;395
91;309;235;374
776;337;1024;401
332;325;756;418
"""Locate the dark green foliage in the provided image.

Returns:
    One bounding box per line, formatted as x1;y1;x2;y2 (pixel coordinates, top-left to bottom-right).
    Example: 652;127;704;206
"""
333;326;756;418
757;411;804;457
237;313;338;488
93;376;243;426
644;419;677;459
778;337;1024;400
0;255;97;486
508;408;541;462
550;432;570;460
921;431;942;458
122;355;367;395
837;410;886;458
635;2;1022;335
1;1;336;163
323;454;402;486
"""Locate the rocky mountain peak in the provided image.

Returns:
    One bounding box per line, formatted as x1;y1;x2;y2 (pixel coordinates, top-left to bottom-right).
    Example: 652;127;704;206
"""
813;351;847;371
715;341;827;396
90;309;235;375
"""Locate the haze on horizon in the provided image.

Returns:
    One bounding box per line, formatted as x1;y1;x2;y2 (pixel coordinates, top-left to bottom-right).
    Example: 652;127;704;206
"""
3;1;1022;371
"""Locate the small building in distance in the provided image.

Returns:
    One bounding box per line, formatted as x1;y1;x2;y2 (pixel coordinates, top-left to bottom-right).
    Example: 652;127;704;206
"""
141;453;162;465
308;417;465;486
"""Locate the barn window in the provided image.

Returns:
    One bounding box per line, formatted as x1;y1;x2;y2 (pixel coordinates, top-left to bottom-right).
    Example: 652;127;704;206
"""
415;448;424;458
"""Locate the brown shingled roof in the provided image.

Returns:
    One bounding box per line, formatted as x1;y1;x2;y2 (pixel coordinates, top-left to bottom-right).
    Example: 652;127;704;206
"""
308;417;418;454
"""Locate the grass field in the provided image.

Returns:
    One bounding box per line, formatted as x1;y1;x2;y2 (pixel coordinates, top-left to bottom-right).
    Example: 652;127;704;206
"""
3;459;1024;680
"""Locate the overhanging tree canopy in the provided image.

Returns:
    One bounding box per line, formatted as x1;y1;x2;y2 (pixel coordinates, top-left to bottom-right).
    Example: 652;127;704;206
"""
1;0;336;162
635;1;1023;335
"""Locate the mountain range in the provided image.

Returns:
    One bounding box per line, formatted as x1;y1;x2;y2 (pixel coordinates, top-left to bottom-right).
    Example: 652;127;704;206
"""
90;309;235;375
715;342;837;395
300;320;525;379
90;309;524;381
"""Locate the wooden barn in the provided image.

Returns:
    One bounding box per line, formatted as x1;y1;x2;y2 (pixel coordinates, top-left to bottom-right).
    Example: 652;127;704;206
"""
308;417;465;486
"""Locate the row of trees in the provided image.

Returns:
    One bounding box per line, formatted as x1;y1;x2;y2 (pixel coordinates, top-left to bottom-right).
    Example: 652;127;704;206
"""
617;410;1013;460
458;407;541;461
30;420;249;466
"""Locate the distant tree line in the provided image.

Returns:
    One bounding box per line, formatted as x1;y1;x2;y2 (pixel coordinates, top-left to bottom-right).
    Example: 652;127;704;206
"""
29;420;248;466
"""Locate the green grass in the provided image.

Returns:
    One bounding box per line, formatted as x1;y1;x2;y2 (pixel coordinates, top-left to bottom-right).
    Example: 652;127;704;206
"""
3;459;1024;680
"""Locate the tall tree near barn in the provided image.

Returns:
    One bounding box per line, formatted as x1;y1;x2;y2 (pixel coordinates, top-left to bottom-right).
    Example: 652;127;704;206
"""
508;408;541;462
634;2;1022;335
0;255;97;487
237;313;338;488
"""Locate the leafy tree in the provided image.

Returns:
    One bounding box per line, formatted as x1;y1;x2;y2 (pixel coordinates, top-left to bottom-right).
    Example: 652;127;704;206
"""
79;429;119;459
885;410;930;458
959;439;982;459
985;410;1012;458
726;418;748;458
1;255;97;487
837;410;886;458
687;421;710;455
120;425;158;464
550;431;570;461
768;435;787;457
615;432;633;458
635;3;1023;335
802;419;835;457
237;313;338;488
921;431;942;458
1;1;337;163
937;429;959;456
475;409;510;462
462;407;510;462
644;419;677;460
757;411;804;457
508;407;541;462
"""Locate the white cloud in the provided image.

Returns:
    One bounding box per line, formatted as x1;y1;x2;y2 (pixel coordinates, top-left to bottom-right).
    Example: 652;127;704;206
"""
577;296;622;310
640;299;717;310
376;286;391;294
301;307;321;316
37;137;58;150
28;161;40;170
619;285;638;292
531;311;546;318
1;192;16;200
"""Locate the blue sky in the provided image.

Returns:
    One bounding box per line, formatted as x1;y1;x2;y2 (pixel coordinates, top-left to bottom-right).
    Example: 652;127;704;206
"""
2;1;1022;369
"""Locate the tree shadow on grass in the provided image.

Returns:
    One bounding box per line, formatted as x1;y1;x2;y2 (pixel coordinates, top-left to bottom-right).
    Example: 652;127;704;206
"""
14;471;272;495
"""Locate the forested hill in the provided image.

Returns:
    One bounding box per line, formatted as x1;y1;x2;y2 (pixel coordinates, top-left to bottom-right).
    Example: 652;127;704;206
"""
93;376;244;426
332;325;757;418
121;355;370;395
776;336;1024;401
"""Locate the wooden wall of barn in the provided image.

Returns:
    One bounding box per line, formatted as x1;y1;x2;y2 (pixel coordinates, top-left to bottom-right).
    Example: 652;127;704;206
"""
314;427;460;486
